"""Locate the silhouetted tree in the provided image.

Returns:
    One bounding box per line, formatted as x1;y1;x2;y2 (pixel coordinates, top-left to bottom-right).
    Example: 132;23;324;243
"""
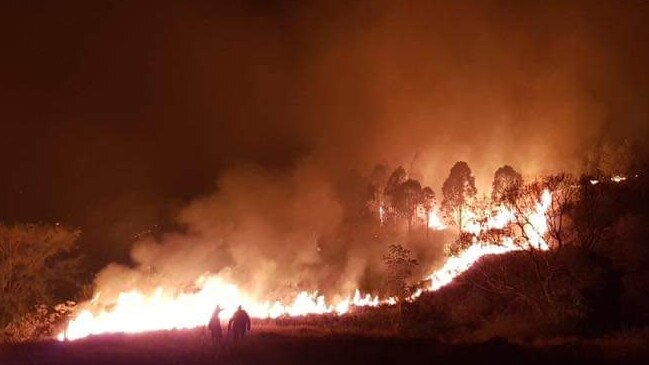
421;187;436;240
538;174;580;250
368;164;389;223
385;166;407;197
369;164;388;202
573;175;619;251
482;173;578;252
370;164;388;185
492;165;523;205
0;223;83;328
441;162;477;229
393;179;423;232
470;174;586;320
383;244;418;317
383;166;407;224
585;140;636;178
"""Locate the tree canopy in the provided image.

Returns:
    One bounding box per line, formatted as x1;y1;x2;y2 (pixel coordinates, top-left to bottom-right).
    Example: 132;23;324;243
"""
491;165;523;205
441;161;477;228
0;223;82;328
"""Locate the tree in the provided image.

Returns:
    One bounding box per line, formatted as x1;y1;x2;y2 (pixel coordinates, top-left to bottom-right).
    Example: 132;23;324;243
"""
585;140;636;178
469;174;587;320
0;223;83;328
482;174;579;252
441;162;477;230
421;187;436;240
383;244;418;315
537;174;580;250
492;165;523;205
383;166;407;225
385;166;407;197
572;175;620;251
392;179;423;232
370;164;388;190
368;164;388;224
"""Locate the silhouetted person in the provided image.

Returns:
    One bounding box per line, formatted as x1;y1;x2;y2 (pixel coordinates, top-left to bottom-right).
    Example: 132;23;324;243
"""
228;305;251;341
208;305;224;347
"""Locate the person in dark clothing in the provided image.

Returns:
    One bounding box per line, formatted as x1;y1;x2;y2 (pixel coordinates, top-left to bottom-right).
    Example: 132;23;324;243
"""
228;305;251;341
208;305;224;347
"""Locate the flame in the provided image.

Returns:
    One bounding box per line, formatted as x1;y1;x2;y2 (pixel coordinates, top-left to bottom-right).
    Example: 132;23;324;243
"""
428;240;516;290
427;210;446;230
426;189;551;291
59;277;391;341
58;190;552;341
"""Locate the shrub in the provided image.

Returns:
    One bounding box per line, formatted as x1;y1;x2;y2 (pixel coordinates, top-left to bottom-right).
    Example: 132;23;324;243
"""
2;301;76;343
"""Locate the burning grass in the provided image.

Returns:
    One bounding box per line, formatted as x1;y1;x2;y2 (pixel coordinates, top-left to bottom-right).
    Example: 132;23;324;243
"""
56;182;553;341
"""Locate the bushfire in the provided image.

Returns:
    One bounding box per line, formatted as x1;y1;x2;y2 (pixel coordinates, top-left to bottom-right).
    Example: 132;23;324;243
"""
58;189;552;341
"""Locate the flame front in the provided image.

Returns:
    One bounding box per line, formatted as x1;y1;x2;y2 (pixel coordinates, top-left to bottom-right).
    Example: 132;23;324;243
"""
59;190;552;341
428;189;551;290
59;281;387;341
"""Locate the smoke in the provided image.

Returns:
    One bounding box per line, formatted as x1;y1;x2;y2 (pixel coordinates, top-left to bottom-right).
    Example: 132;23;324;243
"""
87;0;648;301
93;161;388;300
292;0;648;189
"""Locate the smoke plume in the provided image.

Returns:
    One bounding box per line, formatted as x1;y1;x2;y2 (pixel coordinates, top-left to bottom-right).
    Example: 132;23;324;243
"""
87;0;648;301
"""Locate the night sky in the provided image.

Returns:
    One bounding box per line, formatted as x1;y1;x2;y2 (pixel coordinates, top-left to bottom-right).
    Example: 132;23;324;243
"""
1;0;648;268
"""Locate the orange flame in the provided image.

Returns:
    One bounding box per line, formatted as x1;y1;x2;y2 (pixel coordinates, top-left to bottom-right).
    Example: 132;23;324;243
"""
58;190;552;341
59;278;392;341
426;189;551;291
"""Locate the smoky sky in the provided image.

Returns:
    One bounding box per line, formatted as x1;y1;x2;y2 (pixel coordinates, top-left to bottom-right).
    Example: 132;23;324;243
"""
1;0;648;268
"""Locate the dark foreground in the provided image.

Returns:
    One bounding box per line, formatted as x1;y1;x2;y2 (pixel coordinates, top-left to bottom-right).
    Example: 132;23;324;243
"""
2;328;648;365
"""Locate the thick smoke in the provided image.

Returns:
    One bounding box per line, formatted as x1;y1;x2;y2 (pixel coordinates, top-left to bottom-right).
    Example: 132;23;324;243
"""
93;161;436;301
89;0;648;301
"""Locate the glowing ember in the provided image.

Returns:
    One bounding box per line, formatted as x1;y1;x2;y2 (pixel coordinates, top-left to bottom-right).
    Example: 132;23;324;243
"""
611;175;627;183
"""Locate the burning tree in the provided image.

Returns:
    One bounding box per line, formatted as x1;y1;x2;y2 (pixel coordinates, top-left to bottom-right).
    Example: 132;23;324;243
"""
496;174;577;250
463;173;619;324
491;165;523;205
